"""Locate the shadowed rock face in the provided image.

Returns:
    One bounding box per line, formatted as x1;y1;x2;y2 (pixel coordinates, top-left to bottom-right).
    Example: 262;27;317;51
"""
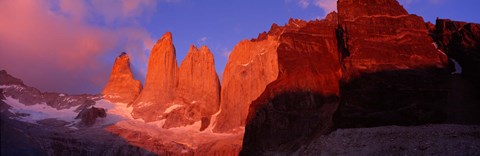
163;45;220;129
102;53;142;104
430;19;480;87
131;32;179;122
334;68;450;128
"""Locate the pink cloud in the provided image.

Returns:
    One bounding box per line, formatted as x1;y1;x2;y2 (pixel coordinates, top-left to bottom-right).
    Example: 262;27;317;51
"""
314;0;337;14
0;0;155;94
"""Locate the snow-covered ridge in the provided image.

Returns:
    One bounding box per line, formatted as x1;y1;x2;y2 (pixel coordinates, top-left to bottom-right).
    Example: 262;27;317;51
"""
0;84;26;91
1;96;133;127
3;96;78;124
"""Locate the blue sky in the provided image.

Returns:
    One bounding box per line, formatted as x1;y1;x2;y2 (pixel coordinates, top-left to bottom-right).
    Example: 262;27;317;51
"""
0;0;479;94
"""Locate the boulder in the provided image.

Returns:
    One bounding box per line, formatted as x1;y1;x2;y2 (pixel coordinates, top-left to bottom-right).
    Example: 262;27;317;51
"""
75;106;107;127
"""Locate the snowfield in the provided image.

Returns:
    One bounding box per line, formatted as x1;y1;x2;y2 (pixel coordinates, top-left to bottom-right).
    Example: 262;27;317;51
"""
1;96;230;135
3;96;78;124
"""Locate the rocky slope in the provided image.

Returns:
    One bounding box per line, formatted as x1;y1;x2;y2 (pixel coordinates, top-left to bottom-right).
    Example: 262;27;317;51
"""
131;32;179;122
102;53;142;104
294;124;480;155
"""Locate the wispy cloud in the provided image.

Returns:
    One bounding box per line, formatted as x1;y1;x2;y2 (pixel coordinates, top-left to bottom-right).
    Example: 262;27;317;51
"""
197;37;208;45
221;48;231;58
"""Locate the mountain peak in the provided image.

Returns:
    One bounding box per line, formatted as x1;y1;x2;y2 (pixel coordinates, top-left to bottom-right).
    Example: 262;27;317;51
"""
102;52;142;104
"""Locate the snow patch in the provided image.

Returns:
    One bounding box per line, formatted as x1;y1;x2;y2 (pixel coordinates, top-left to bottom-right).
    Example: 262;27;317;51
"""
241;60;254;67
450;59;463;74
432;42;439;49
203;109;222;133
164;104;183;114
65;98;77;103
59;94;65;97
0;85;25;91
93;99;138;125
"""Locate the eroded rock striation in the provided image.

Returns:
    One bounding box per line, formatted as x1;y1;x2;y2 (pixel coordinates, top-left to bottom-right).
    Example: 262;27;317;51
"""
337;0;447;79
131;32;179;122
102;53;142;104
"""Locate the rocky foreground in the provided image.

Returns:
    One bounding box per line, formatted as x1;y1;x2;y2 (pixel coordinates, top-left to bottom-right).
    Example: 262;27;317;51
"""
295;124;480;155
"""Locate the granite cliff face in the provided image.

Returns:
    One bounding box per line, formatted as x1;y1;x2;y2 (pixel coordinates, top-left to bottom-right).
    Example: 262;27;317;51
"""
241;14;343;155
131;32;179;122
241;0;455;154
163;45;221;129
213;29;280;133
102;53;142;104
333;0;451;128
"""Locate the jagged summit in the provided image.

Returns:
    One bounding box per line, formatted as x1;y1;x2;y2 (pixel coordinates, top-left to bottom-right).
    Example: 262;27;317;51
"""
102;52;142;104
